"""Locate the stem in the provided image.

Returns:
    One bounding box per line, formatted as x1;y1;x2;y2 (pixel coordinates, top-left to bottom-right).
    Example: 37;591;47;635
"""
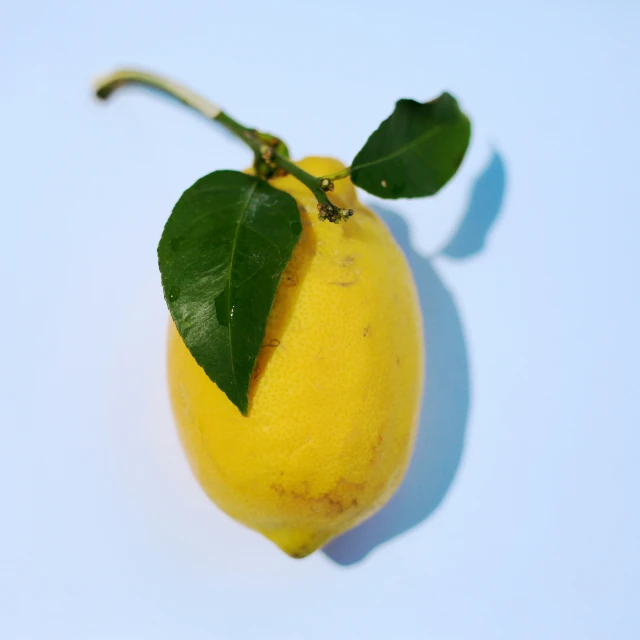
319;167;351;182
275;154;334;205
94;68;224;120
94;68;349;221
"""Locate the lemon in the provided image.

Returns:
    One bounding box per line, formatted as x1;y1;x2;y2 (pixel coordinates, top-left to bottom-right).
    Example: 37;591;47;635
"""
167;157;424;558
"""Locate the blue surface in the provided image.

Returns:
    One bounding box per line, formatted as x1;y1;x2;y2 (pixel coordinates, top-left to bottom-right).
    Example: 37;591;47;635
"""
2;1;639;638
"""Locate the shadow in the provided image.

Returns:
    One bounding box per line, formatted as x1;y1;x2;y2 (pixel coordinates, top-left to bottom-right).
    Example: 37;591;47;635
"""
323;150;507;566
441;150;506;259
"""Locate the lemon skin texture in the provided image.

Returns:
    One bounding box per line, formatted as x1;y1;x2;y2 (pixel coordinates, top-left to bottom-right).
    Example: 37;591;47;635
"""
167;157;424;558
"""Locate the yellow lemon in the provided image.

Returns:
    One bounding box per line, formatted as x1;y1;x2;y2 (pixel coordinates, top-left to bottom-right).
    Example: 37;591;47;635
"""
167;157;424;558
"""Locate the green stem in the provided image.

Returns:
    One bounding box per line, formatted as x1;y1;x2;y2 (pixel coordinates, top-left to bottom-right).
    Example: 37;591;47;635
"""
319;167;351;182
276;154;333;202
93;68;348;220
214;114;326;200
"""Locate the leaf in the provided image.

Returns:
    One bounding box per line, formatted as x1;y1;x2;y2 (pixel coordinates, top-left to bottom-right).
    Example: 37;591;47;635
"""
350;93;471;199
158;170;302;415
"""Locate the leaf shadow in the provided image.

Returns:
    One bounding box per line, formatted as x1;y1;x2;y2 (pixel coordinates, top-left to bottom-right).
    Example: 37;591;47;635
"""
323;150;507;566
440;149;506;259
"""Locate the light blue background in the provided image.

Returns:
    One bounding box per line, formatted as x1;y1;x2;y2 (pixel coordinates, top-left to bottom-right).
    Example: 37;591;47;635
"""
2;1;639;638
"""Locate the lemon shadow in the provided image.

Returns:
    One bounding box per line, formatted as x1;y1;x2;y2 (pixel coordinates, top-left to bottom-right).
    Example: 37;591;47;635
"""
323;151;507;566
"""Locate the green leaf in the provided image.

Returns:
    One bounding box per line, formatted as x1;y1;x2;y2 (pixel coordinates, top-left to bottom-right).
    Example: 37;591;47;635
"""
158;170;302;415
350;93;471;199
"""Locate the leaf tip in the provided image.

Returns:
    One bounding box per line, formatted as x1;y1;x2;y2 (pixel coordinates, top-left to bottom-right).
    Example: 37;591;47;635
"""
231;389;250;417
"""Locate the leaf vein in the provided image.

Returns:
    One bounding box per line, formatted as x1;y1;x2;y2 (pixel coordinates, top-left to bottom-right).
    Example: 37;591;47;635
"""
352;123;446;173
226;180;258;392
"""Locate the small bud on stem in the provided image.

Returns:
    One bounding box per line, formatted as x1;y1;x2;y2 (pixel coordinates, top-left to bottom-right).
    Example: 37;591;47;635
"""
319;178;335;192
317;203;355;224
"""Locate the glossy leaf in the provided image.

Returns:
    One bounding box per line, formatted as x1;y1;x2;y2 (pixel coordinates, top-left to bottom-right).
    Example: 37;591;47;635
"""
351;93;471;199
158;170;302;415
